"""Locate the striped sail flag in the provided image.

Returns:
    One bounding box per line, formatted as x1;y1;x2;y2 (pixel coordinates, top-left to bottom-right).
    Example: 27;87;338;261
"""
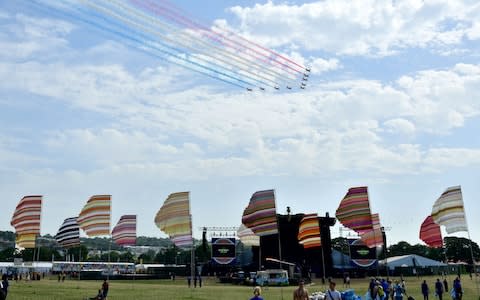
155;192;193;248
242;190;278;236
55;217;80;248
10;195;42;248
360;213;384;248
298;214;321;249
112;215;137;246
237;224;260;247
77;195;111;237
419;215;443;248
336;187;373;234
431;186;467;234
15;234;37;249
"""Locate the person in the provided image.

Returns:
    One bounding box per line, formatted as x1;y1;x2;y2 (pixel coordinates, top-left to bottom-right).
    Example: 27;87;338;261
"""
0;285;4;300
1;274;8;299
387;280;395;300
377;281;385;300
293;280;309;300
250;286;263;300
345;275;351;288
394;281;404;300
435;278;444;300
102;279;109;300
187;276;191;288
325;281;342;300
382;279;391;300
453;277;462;300
89;289;104;300
421;280;429;300
443;278;448;295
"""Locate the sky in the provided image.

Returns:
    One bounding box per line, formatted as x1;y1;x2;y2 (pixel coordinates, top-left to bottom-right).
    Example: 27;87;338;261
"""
1;0;479;247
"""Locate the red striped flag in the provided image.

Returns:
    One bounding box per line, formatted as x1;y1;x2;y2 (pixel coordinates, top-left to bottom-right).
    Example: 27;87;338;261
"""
420;215;443;248
336;187;373;234
10;195;42;248
242;190;278;236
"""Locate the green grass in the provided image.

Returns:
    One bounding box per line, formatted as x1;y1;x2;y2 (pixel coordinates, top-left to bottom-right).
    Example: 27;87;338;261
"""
6;275;480;300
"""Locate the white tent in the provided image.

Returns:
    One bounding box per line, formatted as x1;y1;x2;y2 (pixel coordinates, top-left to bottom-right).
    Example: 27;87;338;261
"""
379;254;446;271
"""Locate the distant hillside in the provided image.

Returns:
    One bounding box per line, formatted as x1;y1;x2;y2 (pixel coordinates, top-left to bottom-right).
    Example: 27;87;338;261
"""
0;230;173;250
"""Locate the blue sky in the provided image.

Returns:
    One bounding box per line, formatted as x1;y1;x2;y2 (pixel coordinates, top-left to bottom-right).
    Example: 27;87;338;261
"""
1;0;480;247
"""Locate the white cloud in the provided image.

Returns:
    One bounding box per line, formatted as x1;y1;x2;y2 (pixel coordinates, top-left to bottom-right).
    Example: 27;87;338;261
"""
423;148;480;172
384;118;416;135
2;60;480;177
226;0;480;56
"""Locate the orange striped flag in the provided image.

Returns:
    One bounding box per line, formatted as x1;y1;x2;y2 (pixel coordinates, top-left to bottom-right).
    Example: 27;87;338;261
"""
77;195;111;237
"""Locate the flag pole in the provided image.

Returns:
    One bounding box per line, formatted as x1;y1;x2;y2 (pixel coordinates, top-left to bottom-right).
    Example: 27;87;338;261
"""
466;231;480;300
258;245;262;271
321;246;326;288
32;238;37;263
462;189;480;300
107;195;112;281
373;229;379;277
273;190;284;300
79;247;82;281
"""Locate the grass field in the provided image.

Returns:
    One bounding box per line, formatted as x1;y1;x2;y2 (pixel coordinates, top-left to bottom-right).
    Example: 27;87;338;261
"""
6;275;480;300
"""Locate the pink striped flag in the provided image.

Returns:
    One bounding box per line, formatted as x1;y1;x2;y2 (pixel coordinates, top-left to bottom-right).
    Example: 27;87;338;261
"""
112;215;137;246
360;213;383;248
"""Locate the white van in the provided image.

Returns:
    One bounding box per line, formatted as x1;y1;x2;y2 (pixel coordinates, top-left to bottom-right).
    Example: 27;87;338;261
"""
255;269;289;286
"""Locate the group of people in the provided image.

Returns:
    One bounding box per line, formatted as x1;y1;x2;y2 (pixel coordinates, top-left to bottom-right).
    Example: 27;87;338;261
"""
421;277;463;300
248;275;466;300
249;279;342;300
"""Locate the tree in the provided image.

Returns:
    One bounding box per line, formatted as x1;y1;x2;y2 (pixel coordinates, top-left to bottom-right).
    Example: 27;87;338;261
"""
195;244;211;263
138;250;156;264
101;251;120;262
0;248;15;261
67;245;89;261
331;237;350;255
119;251;135;262
445;237;480;263
0;231;15;242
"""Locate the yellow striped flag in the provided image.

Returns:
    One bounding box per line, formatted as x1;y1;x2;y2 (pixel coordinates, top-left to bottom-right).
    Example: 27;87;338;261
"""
155;192;193;247
77;195;111;237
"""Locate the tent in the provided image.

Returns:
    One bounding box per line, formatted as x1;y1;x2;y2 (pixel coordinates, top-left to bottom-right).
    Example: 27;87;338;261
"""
379;254;446;271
